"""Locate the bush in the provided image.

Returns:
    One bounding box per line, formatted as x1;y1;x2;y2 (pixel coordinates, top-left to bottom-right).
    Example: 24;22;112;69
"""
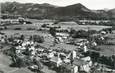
25;21;32;24
71;30;89;38
49;27;56;37
27;28;35;30
33;35;44;43
0;70;4;73
20;35;25;41
14;28;21;30
0;27;4;30
41;24;47;28
87;30;98;35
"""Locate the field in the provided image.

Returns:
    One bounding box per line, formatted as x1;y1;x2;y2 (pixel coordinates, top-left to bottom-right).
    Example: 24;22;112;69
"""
1;19;112;40
57;21;112;31
0;52;34;73
2;19;112;31
59;24;112;31
96;32;115;56
6;24;40;30
97;45;115;56
0;19;115;73
1;30;48;36
1;19;113;53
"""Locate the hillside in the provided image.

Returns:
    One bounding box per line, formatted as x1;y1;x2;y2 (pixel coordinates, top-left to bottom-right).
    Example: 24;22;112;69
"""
108;8;115;19
1;2;115;20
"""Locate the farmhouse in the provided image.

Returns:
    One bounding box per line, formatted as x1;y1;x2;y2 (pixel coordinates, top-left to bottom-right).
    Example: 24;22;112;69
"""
74;39;89;46
1;19;21;25
1;14;21;19
73;58;91;73
79;20;111;24
57;21;78;25
50;56;63;67
55;32;70;43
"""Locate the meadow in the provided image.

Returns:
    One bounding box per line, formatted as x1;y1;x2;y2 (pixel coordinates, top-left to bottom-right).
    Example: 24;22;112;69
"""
1;19;114;56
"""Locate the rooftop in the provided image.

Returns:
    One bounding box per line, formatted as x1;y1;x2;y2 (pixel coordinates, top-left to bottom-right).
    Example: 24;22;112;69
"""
73;58;87;66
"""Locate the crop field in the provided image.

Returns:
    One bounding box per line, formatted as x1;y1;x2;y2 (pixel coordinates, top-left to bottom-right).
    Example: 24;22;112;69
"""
1;19;114;56
1;30;49;37
5;24;112;32
60;24;112;31
2;19;112;31
0;53;33;73
56;21;112;31
0;19;115;73
97;45;115;56
5;24;41;30
95;32;115;56
27;19;55;24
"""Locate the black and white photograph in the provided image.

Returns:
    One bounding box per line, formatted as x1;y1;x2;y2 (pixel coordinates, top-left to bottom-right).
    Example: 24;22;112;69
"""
0;0;115;73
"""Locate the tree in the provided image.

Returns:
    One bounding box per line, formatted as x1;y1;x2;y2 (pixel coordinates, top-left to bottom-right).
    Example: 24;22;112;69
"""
72;30;89;38
49;27;56;37
69;28;76;37
29;35;33;41
33;59;43;73
33;35;44;43
41;24;47;28
87;30;97;35
20;35;25;41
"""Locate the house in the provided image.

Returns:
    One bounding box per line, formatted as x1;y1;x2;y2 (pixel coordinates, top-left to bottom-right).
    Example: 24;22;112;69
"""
83;45;88;53
0;35;5;43
31;50;36;56
79;45;88;53
1;19;21;25
48;52;55;58
50;56;63;67
1;14;21;19
74;39;88;46
66;50;80;60
81;56;92;67
64;64;79;73
55;32;69;43
73;59;91;73
56;32;69;38
73;65;79;73
91;41;97;46
63;58;71;63
64;55;92;73
1;38;6;43
79;20;110;25
100;31;106;35
99;36;105;40
29;46;35;51
55;37;64;43
81;56;91;62
57;21;78;26
16;49;21;54
72;50;77;59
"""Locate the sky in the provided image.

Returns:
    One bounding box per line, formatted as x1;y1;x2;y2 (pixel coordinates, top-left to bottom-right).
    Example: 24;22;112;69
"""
0;0;115;10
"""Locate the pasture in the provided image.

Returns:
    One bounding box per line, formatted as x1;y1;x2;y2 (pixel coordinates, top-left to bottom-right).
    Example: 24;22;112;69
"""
2;19;112;31
56;21;112;31
59;25;112;31
0;19;115;73
1;19;114;56
5;24;41;30
97;45;115;56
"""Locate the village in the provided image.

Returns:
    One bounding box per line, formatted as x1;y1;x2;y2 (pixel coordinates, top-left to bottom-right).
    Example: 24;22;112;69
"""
0;16;115;73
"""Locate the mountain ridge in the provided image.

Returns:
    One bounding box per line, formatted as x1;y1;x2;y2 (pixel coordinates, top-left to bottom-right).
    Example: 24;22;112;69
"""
1;2;115;19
